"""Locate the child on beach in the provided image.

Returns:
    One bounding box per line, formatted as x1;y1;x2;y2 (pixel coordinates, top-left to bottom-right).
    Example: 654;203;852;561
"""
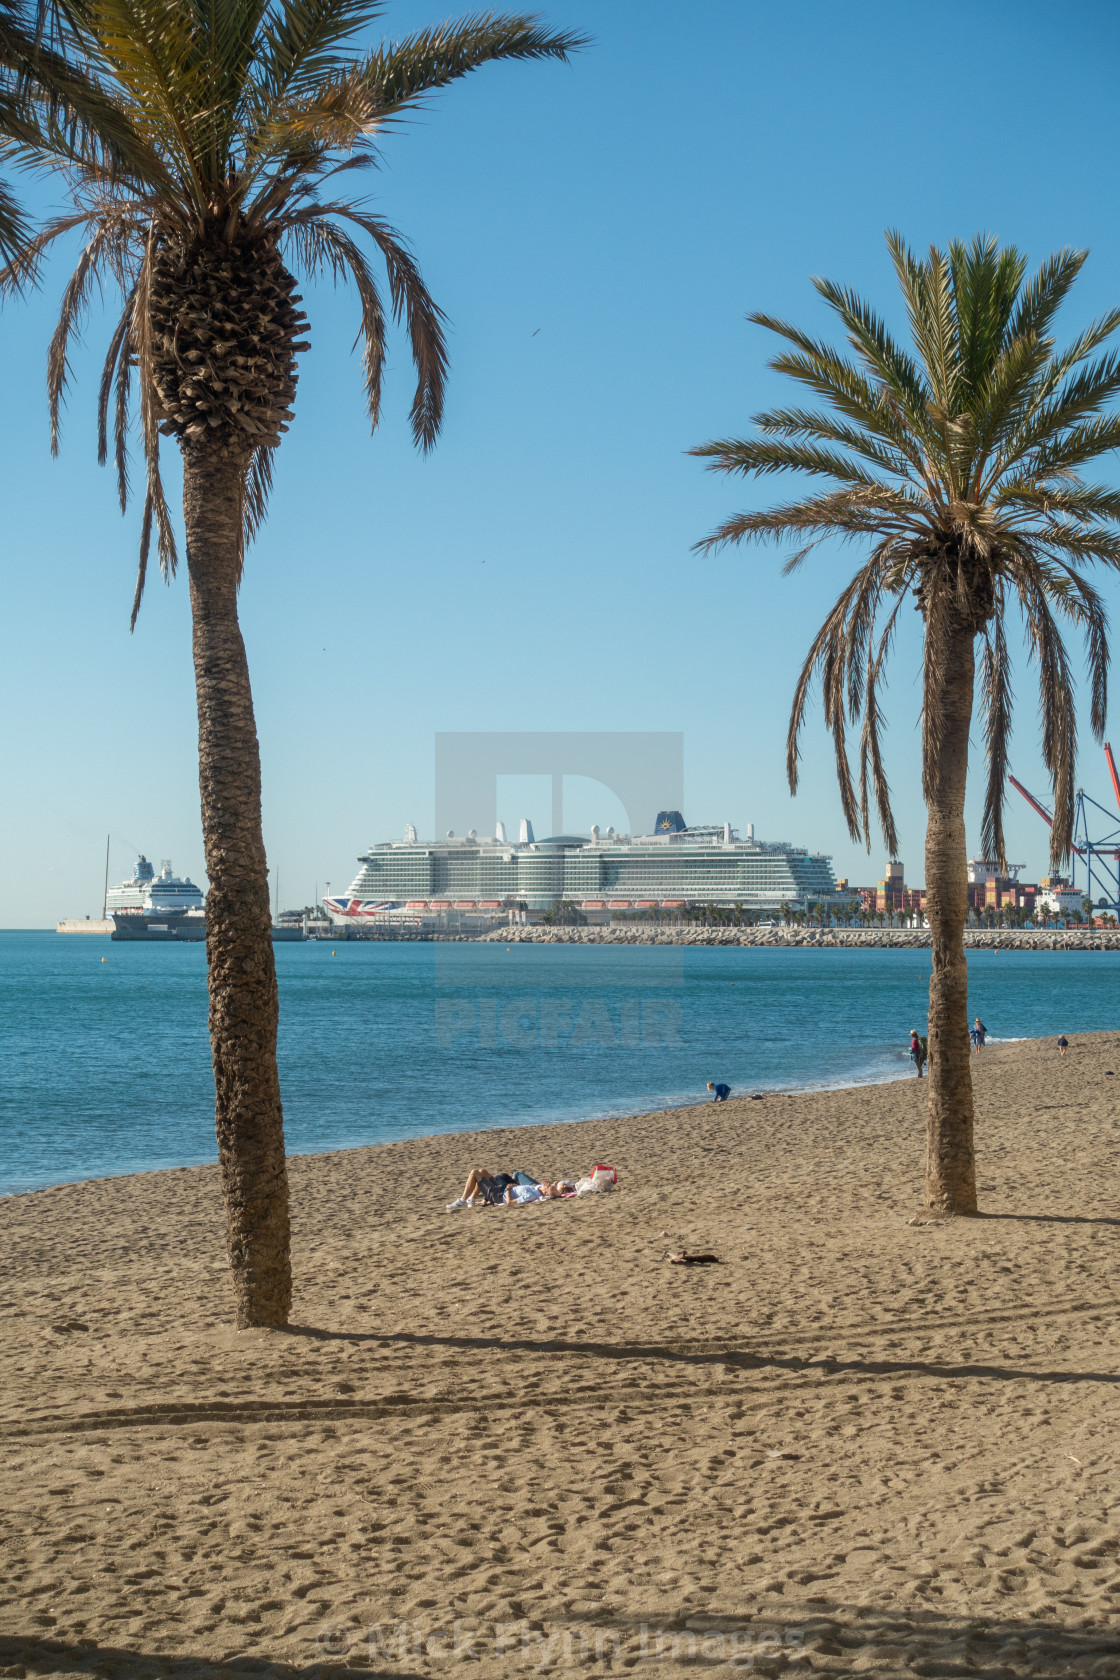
1057;1034;1069;1057
909;1030;927;1077
970;1018;988;1053
707;1081;732;1102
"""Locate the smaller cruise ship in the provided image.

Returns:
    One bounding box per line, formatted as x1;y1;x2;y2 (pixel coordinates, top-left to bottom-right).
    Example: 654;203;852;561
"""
108;854;305;941
109;857;207;940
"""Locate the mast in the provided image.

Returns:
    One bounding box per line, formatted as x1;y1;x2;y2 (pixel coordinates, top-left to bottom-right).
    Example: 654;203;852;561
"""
102;834;110;920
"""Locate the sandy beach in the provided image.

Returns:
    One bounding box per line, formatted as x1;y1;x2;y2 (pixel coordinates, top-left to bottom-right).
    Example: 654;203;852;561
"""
3;1033;1120;1678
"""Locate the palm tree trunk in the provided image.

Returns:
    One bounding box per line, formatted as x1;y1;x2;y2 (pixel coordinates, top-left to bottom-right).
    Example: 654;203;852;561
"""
183;444;292;1327
923;623;979;1214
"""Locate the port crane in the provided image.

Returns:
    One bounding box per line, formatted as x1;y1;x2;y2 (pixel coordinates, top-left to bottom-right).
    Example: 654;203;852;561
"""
1008;743;1120;912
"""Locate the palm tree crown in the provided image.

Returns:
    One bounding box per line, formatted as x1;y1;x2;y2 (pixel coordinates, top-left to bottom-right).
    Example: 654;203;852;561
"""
7;0;585;615
692;233;1120;871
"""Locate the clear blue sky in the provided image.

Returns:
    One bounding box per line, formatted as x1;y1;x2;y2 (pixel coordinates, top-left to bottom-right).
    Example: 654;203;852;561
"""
3;0;1120;923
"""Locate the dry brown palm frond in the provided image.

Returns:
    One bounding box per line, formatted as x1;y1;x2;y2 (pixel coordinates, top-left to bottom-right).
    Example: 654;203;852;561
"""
978;605;1013;866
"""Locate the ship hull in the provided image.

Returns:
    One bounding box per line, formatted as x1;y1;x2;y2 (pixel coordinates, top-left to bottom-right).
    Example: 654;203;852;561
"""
112;913;305;942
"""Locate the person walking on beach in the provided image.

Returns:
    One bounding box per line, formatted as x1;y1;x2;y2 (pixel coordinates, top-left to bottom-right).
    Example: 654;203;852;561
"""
707;1081;732;1103
909;1030;927;1077
970;1017;988;1054
1057;1034;1069;1057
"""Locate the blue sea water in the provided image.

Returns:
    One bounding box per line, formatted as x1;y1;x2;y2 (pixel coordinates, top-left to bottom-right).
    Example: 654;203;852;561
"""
1;930;1118;1196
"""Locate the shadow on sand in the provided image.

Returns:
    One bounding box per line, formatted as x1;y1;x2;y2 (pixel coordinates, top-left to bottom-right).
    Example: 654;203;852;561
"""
5;1601;1120;1677
284;1322;1120;1391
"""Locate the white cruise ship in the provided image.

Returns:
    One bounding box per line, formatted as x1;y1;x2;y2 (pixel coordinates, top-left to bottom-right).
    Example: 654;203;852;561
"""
326;812;851;920
107;854;305;942
107;856;205;916
109;857;207;940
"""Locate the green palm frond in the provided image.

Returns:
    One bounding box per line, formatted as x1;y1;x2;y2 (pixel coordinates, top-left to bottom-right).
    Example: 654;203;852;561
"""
0;147;28;256
353;11;589;117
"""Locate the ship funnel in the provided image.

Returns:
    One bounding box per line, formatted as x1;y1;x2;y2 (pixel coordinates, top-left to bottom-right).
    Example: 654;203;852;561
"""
519;818;535;844
747;823;754;841
723;823;731;844
405;823;417;843
495;820;507;843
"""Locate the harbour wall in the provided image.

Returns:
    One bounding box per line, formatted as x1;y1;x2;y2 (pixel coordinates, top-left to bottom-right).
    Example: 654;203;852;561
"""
56;920;114;934
477;926;1120;951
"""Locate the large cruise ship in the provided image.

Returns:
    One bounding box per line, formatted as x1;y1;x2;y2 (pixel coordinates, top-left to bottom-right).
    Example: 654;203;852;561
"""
325;813;848;919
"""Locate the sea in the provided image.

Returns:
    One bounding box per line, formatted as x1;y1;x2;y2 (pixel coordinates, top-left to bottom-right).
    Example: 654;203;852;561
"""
2;930;1118;1196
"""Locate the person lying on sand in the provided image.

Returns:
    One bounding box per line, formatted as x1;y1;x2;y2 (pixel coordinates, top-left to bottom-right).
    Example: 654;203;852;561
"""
447;1169;579;1209
447;1167;516;1210
504;1179;575;1204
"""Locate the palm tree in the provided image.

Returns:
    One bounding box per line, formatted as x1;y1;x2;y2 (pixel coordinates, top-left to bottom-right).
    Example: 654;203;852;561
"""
693;234;1120;1215
9;0;585;1325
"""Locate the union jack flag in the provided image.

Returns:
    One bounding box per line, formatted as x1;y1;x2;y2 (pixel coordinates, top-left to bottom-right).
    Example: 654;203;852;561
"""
323;897;396;919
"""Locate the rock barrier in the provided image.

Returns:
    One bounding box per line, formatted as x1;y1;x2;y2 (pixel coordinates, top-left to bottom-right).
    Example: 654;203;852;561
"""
476;925;1120;951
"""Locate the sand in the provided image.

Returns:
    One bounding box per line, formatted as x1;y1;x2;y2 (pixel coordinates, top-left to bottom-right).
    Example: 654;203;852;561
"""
3;1033;1120;1679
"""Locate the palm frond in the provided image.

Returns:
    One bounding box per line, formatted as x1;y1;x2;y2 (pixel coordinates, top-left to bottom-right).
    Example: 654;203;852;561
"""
329;204;446;448
282;207;388;428
1007;248;1087;346
751;404;919;482
978;606;1012;865
353;11;588;118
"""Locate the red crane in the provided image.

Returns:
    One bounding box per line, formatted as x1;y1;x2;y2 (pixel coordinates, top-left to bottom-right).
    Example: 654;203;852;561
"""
1105;742;1120;815
1007;775;1086;857
1009;745;1120;918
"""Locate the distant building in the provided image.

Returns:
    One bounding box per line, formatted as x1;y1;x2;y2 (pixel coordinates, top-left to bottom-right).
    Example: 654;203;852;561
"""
966;856;1038;913
867;859;925;914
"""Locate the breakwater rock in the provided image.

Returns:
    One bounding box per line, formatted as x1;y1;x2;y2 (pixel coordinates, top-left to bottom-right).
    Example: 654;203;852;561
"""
477;925;1120;951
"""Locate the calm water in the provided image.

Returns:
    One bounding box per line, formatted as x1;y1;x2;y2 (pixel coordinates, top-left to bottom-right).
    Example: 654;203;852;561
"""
1;930;1117;1195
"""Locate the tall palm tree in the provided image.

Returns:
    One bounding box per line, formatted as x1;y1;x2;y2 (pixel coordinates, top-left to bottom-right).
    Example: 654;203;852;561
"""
692;234;1120;1215
7;0;585;1325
